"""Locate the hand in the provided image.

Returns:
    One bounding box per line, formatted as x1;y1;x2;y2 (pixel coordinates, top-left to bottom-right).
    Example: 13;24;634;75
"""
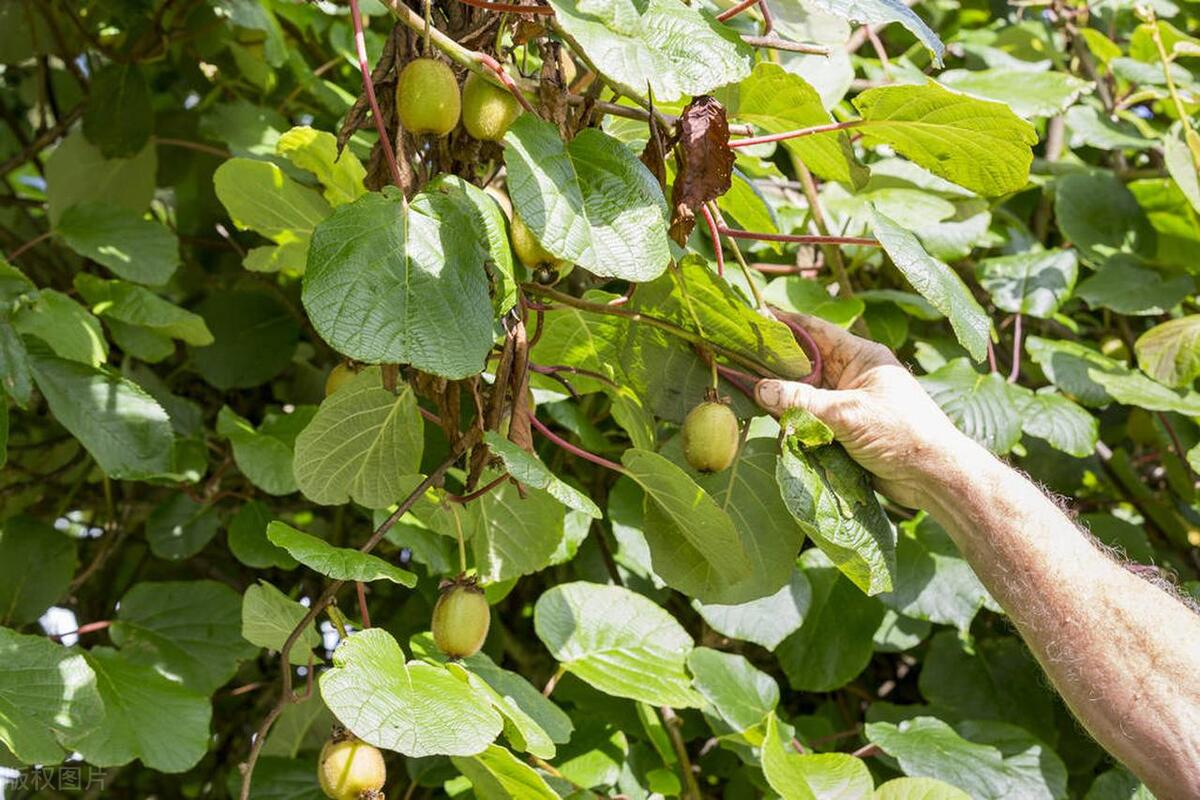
756;313;976;509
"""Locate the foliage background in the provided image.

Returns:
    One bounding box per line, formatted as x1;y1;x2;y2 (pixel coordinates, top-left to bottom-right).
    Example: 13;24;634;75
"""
0;0;1198;797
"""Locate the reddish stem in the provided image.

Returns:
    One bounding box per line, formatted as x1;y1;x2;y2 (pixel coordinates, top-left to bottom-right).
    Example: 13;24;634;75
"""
717;226;878;247
728;119;862;149
716;0;761;21
758;0;775;34
715;363;758;401
530;415;624;473
530;362;620;389
349;0;404;187
475;52;538;115
458;0;554;11
418;406;442;425
446;473;509;503
701;205;726;277
1008;314;1023;383
987;340;998;373
355;582;372;628
608;283;637;306
777;314;824;386
49;620;110;641
6;230;51;261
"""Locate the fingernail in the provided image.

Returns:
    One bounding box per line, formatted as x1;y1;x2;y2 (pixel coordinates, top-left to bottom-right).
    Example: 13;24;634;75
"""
756;380;781;409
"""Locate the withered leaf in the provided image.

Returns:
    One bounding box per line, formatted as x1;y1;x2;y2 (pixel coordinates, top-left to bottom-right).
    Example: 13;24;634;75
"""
669;95;735;245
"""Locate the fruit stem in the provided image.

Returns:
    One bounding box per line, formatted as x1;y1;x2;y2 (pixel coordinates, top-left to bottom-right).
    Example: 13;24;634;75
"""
700;204;725;278
476;52;539;116
542;664;567;696
530;415;625;473
450;504;469;573
708;202;766;310
348;0;405;189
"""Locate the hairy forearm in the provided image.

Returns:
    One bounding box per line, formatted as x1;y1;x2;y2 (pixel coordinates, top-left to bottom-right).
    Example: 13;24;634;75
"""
919;439;1200;799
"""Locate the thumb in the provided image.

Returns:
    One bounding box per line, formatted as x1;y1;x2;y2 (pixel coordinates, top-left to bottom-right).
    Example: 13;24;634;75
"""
755;379;846;426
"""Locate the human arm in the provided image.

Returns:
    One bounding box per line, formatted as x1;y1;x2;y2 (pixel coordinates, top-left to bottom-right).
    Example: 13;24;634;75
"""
755;314;1200;799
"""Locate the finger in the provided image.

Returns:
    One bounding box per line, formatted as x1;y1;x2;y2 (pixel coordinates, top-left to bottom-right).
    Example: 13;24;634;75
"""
755;378;845;425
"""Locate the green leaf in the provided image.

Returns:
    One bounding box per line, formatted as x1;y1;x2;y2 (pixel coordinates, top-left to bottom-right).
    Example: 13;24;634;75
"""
451;744;560;799
534;581;700;707
621;447;755;604
865;717;1067;800
319;628;503;756
83;63;154;158
230;755;325;800
427;175;518;315
145;494;221;560
0;628;103;765
1054;174;1154;267
0;516;76;626
1076;256;1193;316
776;408;896;595
634;258;811;379
919;360;1025;454
483;432;601;518
1018;390;1099;458
266;521;417;586
12;289;107;366
469;479;567;583
1135;315;1200;387
802;0;943;65
938;69;1090;118
548;0;752;101
762;712;874;800
189;289;300;390
45;132;156;225
1065;104;1151;151
871;209;991;362
687;648;778;731
66;647;211;773
213;157;332;249
694;567;811;651
276;125;366;206
504;117;671;281
852;82;1037;196
292;367;424;508
918;632;1058;745
975;249;1078;318
874;777;971;800
0;399;6;467
764;276;866;328
110;580;257;693
56;204;181;286
217;405;315;495
719;63;867;186
75;274;209;343
1026;335;1200;413
777;549;885;691
0;323;32;406
28;346;174;480
228;500;297;570
241;580;321;664
1164;131;1200;214
302;188;495;378
880;516;997;634
1084;769;1155;800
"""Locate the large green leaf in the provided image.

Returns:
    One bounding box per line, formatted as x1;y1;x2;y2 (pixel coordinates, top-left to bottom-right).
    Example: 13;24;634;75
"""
1017;390;1099;458
56;204;180;286
83;63;154;158
228;501;298;570
27;345;174;480
548;0;752;101
852;82;1037;196
1075;256;1193;316
622;448;755;604
451;744;560;799
276;125;366;206
1026;335;1200;413
1054;174;1153;267
75;273;210;345
241;580;321;665
292;367;424;508
109;580;257;693
483;432;601;518
688;648;778;732
938;69;1090;118
45;132;156;225
803;0;943;64
217;405;315;496
145;494;221;560
776;549;884;691
12;289;107;366
66;647;211;773
871;209;991;362
470;480;566;583
319;628;503;756
919;360;1024;454
865;717;1067;800
188;290;300;390
719;63;867;186
975;249;1078;319
762;712;873;800
266;521;417;586
880;517;997;634
776;409;896;595
874;778;971;800
1134;315;1200;387
504;117;671;281
534;582;700;707
213;157;331;248
0;628;103;765
0;516;76;626
302;187;495;378
694;568;811;650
